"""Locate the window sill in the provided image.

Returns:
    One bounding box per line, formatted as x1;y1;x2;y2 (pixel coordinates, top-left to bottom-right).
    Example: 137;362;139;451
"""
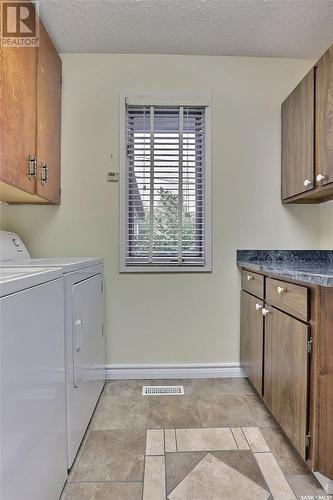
120;264;212;274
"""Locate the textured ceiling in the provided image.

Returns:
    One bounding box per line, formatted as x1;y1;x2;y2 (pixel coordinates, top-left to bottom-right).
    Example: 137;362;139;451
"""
39;0;333;58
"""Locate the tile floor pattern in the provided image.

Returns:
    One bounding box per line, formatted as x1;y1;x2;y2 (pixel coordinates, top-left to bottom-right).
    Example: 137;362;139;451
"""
61;378;332;500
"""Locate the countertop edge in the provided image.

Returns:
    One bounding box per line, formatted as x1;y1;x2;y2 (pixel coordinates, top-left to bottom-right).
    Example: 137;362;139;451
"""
237;260;333;287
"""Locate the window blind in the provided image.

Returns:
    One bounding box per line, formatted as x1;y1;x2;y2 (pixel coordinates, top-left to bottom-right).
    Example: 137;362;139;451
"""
125;104;207;267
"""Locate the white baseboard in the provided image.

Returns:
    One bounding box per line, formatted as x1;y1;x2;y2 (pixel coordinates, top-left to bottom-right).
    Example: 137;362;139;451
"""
106;363;245;380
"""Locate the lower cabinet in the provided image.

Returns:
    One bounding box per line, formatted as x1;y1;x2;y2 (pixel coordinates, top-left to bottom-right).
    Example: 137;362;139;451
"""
263;306;309;459
240;291;264;395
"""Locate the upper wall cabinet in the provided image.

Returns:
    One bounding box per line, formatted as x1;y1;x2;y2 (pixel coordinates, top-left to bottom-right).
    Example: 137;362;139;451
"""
282;44;333;204
0;19;62;204
281;69;314;200
316;46;333;190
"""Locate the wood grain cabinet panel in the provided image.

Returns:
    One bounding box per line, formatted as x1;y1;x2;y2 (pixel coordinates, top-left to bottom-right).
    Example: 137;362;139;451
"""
241;270;264;299
240;291;264;395
0;19;61;204
281;68;314;200
0;46;37;195
264;306;309;459
266;277;309;322
316;46;333;188
36;22;62;204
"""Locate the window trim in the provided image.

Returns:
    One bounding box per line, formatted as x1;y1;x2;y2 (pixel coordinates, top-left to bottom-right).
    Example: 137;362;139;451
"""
119;93;212;273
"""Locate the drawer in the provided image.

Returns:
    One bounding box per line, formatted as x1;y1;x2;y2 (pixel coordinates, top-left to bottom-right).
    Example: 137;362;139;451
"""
266;277;309;322
241;270;264;299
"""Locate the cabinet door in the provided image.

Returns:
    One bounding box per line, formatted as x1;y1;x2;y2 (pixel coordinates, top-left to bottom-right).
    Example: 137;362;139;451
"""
264;307;309;458
316;46;333;187
0;46;37;194
240;291;264;395
36;22;62;204
281;68;314;200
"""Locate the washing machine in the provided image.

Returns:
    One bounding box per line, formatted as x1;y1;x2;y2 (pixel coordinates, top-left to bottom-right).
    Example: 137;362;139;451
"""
0;265;67;500
0;231;106;468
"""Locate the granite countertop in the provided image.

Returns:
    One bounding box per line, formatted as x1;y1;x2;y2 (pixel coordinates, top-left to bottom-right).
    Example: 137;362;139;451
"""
237;250;333;287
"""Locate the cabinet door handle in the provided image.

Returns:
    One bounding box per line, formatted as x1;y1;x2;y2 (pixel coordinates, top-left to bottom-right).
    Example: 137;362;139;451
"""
28;155;37;180
303;179;313;187
262;308;271;316
40;163;48;184
247;275;253;281
255;303;263;311
277;286;286;294
317;174;327;183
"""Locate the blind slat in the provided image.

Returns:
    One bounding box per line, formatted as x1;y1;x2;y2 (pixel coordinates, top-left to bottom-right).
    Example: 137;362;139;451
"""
125;104;206;267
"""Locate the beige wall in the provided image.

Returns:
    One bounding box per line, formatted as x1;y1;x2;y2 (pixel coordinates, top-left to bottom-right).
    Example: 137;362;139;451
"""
2;54;320;365
320;201;333;248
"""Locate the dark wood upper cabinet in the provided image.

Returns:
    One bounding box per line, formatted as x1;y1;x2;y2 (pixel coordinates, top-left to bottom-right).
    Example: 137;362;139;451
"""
240;290;264;395
0;18;61;204
0;46;38;200
281;69;314;200
316;46;333;188
282;43;333;204
36;23;62;204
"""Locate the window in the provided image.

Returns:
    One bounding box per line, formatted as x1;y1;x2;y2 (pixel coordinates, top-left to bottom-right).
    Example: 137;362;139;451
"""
120;95;211;272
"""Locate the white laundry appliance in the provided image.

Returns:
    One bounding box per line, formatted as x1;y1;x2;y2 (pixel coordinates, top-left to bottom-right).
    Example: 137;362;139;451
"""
0;231;106;468
0;265;67;500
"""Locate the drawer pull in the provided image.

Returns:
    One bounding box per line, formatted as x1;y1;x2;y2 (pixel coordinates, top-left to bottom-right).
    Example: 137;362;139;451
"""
255;303;263;311
262;308;271;316
247;275;253;281
277;286;286;294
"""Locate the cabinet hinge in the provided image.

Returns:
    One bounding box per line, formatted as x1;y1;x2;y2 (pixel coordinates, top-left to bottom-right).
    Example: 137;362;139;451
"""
305;432;311;448
307;337;313;354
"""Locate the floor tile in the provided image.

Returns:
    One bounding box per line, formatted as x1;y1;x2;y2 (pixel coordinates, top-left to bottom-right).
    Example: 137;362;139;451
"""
232;377;256;395
211;450;269;490
143;456;166;500
165;429;177;452
165;451;206;495
242;427;270;452
147;396;202;428
193;377;255;397
260;426;309;475
104;379;145;398
176;427;237;451
90;394;149;430
71;430;145;482
286;474;329;499
61;482;142;500
168;453;270;500
146;429;164;455
231;427;250;449
243;394;276;427
255;452;297;500
196;393;257;427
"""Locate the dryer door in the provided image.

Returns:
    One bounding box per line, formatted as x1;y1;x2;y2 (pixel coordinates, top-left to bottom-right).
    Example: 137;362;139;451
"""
72;274;103;388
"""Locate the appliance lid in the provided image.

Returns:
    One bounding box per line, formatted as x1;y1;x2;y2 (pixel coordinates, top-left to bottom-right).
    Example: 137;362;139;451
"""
0;257;103;273
0;266;63;297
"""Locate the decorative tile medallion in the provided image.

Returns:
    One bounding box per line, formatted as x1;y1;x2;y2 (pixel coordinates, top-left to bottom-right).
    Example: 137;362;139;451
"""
142;426;298;500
